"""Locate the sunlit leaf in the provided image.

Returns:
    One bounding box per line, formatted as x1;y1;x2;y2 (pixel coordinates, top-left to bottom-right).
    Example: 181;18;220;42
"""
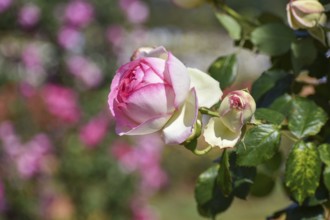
285;141;322;205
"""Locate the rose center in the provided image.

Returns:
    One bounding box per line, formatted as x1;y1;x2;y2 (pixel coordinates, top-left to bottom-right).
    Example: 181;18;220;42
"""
229;95;245;110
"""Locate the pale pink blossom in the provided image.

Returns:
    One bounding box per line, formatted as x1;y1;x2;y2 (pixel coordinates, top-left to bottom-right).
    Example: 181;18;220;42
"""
106;25;125;49
18;4;40;28
57;26;83;51
21;43;43;72
0;0;11;13
64;0;94;28
66;55;103;88
42;84;81;123
79;114;109;147
108;46;221;144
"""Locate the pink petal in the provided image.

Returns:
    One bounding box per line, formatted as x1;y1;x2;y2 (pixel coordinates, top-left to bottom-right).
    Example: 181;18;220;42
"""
163;53;190;107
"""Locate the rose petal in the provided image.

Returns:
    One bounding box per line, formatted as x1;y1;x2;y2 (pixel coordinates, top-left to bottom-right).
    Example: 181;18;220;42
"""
163;53;190;107
203;117;241;149
187;68;222;108
119;114;172;135
162;88;198;144
124;83;176;123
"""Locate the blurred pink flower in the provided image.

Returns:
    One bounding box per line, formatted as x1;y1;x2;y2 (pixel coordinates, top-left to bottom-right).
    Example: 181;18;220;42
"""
106;25;125;49
64;0;94;28
0;0;11;13
111;141;139;172
131;198;158;220
16;133;52;179
127;1;149;24
57;26;83;51
79;114;109;147
21;43;43;72
66;55;103;88
0;180;6;212
18;4;40;28
42;84;81;123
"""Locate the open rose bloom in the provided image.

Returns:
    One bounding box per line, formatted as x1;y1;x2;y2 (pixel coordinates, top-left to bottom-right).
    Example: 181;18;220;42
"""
108;46;222;144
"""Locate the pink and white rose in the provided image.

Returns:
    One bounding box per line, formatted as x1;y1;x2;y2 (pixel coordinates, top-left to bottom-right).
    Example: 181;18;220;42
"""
203;90;256;149
108;46;222;144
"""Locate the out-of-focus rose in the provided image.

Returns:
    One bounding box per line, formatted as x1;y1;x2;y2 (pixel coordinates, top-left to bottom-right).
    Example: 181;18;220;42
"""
203;90;256;149
64;0;94;28
18;4;40;28
66;55;103;88
108;46;222;144
57;26;83;51
42;84;81;123
79;114;109;147
119;0;149;24
0;0;11;13
287;0;326;30
172;0;207;9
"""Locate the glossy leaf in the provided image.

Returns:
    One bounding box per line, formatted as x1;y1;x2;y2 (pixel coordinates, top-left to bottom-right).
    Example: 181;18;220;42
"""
318;143;330;166
285;141;322;205
323;166;330;191
291;38;317;73
216;13;241;40
254;108;285;125
236;124;281;166
229;152;256;199
251;70;288;102
208;54;238;90
251;23;295;56
269;93;292;117
288;97;328;139
195;165;233;218
250;172;275;197
217;150;232;196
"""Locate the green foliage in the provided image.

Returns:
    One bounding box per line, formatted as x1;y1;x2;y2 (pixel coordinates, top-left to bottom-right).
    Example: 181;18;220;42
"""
250;23;295;56
254;108;285;125
251;70;288;102
236;124;281;166
285;141;322;205
291;38;317;73
250;172;275;197
195;165;233;218
208;54;238;90
217;150;232;196
216;13;242;40
288;97;328;139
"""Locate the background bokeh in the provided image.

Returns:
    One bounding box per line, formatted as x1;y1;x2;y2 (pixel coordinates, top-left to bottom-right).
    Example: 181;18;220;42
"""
0;0;290;219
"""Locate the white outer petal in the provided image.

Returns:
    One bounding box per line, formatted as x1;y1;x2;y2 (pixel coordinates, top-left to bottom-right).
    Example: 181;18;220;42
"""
203;117;241;149
162;88;198;144
187;68;222;108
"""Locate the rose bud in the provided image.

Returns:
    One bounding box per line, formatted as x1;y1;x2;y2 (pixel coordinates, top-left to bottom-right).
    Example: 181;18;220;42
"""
203;90;256;149
219;90;256;133
108;46;222;144
287;0;326;30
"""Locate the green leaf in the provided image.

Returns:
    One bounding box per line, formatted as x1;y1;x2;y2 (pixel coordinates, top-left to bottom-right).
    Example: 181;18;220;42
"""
254;108;285;125
288;97;328;139
318;144;330;166
285;141;322;205
263;151;283;172
216;13;241;40
236;124;281;166
251;70;288;101
195;165;233;218
269;93;293;117
323;166;330;191
291;38;317;73
229;153;256;199
250;172;275;197
251;23;295;56
217;150;232;197
208;54;238;90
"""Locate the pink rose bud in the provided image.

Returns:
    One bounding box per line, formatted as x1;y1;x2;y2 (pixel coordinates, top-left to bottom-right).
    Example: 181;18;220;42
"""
172;0;207;9
219;90;256;133
287;0;326;30
108;46;222;144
